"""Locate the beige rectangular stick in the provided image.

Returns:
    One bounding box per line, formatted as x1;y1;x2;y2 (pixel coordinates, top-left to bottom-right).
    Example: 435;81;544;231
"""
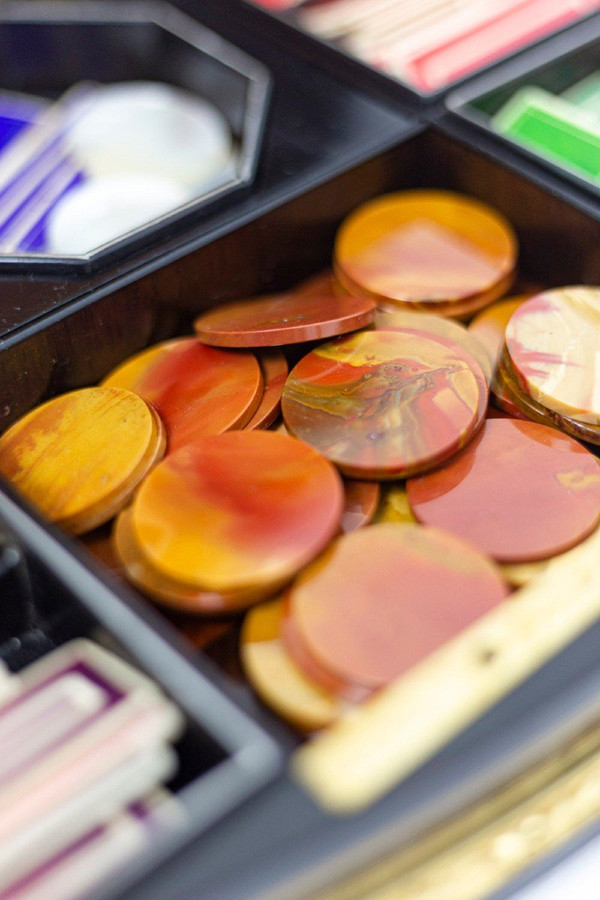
293;524;600;813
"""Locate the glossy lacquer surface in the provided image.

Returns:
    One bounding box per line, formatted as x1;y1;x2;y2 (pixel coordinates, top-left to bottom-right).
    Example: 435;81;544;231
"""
131;431;344;594
282;329;486;478
102;337;262;450
407;418;600;562
288;523;509;692
506;287;600;425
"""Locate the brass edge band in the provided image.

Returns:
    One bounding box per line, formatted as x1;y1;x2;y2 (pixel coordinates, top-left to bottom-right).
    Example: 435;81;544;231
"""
304;718;600;900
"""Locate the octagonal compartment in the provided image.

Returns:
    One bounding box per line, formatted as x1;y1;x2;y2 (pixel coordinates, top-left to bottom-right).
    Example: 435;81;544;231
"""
0;0;270;269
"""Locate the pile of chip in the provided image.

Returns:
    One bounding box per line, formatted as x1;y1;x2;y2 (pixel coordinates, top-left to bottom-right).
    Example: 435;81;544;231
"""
2;189;600;733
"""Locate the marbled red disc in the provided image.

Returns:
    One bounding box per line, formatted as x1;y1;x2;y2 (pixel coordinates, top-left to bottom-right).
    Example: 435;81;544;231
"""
281;601;370;702
193;287;375;347
113;508;264;614
334;190;517;314
498;346;600;445
281;329;487;479
102;337;263;452
505;287;600;424
286;523;509;692
407;418;600;563
131;430;344;594
374;308;492;385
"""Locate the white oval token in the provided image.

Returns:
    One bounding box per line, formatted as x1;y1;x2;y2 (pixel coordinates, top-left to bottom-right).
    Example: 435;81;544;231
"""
66;81;234;193
47;174;188;254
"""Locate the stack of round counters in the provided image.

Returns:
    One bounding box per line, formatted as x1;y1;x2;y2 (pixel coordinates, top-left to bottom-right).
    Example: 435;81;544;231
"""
406;418;600;564
241;596;346;732
101;338;264;451
12;191;600;737
281;328;488;479
114;509;259;614
0;387;165;535
241;524;509;727
193;281;375;347
497;351;600;444
333;190;517;319
501;287;600;442
113;431;344;613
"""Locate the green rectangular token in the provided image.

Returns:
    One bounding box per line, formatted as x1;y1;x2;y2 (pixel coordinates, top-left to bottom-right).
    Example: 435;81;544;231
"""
562;71;600;116
492;86;600;180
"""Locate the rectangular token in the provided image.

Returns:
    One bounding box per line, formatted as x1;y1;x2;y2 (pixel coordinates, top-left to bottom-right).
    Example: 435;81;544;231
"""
561;71;600;117
491;85;600;180
0;90;48;155
401;0;600;92
0;791;185;900
361;0;523;74
0;742;178;891
0;638;179;793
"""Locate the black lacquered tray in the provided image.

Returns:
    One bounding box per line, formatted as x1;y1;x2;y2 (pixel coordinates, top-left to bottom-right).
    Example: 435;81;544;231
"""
3;3;600;899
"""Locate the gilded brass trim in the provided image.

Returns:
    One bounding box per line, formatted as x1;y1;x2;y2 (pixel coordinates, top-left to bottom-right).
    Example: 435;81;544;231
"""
311;719;600;900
